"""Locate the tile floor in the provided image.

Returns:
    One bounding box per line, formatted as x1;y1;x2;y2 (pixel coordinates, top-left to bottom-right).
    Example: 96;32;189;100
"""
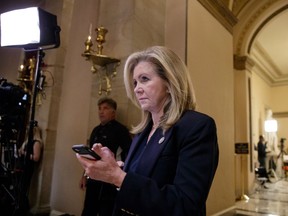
221;177;288;216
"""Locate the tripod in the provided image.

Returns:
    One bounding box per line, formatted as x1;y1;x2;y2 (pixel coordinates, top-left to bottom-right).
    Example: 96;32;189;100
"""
277;138;287;179
0;138;18;215
278;139;287;158
13;50;45;216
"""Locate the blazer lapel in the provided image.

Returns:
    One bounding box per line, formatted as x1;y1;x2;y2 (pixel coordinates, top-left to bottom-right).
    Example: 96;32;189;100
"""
123;125;150;171
135;127;174;176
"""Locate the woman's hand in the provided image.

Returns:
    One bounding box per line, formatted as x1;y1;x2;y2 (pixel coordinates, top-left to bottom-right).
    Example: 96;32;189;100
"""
76;143;126;188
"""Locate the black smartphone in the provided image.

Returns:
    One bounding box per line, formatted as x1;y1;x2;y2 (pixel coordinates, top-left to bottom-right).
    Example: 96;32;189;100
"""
72;144;101;160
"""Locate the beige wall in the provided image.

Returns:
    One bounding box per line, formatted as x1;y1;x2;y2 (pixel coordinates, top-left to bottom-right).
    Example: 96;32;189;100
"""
49;0;95;215
271;86;288;146
187;1;235;215
0;1;235;215
251;73;273;139
165;0;187;61
51;0;166;215
251;75;288;176
271;80;288;164
271;86;288;112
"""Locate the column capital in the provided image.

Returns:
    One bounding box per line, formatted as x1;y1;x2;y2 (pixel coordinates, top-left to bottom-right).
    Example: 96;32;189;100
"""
234;55;255;71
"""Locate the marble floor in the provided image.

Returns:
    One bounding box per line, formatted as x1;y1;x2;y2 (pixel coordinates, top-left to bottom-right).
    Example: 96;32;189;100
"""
221;177;288;216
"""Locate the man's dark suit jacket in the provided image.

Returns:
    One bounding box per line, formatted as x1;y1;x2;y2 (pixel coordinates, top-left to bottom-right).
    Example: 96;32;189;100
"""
82;120;131;216
113;110;219;216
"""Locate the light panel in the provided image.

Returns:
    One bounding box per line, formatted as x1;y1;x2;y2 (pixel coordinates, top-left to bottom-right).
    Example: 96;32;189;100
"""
0;7;60;49
1;7;40;46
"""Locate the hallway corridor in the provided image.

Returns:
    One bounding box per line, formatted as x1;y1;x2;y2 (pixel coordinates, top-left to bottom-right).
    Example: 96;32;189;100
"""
222;178;288;216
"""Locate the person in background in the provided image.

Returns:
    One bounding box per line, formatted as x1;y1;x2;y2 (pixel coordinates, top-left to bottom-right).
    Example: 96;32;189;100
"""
257;135;267;168
19;124;43;162
17;122;43;215
75;46;219;216
265;109;281;177
80;97;131;216
256;135;271;186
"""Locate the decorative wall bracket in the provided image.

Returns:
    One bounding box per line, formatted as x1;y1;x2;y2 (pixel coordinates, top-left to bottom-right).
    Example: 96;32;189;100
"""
17;55;36;95
81;26;120;95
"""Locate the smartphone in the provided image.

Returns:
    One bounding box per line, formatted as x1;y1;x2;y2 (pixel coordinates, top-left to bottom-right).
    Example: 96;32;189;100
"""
72;144;101;160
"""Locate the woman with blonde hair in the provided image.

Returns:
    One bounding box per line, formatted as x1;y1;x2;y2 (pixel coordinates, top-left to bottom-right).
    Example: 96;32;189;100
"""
76;46;219;216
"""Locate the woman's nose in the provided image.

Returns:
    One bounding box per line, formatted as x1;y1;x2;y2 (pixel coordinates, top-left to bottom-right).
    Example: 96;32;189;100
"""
134;82;143;93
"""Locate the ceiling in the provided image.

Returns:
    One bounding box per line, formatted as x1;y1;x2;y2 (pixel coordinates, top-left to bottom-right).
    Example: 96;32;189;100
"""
233;0;288;87
251;10;288;86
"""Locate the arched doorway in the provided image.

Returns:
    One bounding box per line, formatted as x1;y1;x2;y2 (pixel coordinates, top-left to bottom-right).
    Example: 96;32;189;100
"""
233;0;288;198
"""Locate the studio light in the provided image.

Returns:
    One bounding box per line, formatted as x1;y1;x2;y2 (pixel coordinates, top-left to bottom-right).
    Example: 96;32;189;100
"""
0;7;60;50
264;119;278;132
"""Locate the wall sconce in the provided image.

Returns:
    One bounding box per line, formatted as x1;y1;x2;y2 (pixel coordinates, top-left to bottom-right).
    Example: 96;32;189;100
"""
17;56;36;94
81;26;120;95
17;53;47;106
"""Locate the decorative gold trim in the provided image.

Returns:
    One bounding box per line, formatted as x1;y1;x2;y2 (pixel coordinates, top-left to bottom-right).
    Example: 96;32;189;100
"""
197;0;238;34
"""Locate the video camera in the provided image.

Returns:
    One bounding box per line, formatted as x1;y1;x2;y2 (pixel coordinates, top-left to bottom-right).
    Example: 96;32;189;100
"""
0;78;29;116
0;79;30;139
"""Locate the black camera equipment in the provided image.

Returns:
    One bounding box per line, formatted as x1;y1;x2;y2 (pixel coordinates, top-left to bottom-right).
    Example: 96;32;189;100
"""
0;79;30;215
1;6;60;215
0;78;29;149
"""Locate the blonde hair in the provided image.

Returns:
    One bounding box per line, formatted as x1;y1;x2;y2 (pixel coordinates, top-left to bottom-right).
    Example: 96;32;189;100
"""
124;46;196;134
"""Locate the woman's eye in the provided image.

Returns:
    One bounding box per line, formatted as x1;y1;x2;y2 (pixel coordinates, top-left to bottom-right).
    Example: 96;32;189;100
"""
140;76;149;82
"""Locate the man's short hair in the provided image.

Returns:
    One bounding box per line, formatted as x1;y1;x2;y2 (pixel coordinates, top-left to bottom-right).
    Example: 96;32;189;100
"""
98;97;117;110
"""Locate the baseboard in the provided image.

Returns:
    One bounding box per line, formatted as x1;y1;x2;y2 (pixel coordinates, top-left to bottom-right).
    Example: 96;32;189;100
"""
29;204;51;215
49;210;67;216
211;205;236;216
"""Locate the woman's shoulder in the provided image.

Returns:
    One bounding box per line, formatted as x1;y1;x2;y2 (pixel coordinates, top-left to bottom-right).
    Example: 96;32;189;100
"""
174;110;216;131
181;110;215;122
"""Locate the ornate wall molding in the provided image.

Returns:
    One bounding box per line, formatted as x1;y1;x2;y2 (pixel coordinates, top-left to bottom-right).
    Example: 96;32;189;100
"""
234;55;255;71
197;0;237;33
235;0;277;55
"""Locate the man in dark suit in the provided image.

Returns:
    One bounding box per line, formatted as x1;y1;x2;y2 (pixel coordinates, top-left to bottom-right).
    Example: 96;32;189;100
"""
80;97;131;216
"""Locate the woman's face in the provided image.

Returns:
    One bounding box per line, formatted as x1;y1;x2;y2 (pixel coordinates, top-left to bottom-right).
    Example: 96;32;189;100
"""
133;61;169;114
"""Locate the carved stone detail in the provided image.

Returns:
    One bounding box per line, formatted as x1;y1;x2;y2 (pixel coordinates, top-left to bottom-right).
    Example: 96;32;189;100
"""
197;0;238;33
234;55;255;71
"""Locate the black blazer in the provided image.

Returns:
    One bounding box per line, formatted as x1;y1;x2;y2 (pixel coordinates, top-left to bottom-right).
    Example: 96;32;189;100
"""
113;110;219;216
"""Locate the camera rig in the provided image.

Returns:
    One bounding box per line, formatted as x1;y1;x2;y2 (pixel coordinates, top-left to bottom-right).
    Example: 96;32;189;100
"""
0;78;30;214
